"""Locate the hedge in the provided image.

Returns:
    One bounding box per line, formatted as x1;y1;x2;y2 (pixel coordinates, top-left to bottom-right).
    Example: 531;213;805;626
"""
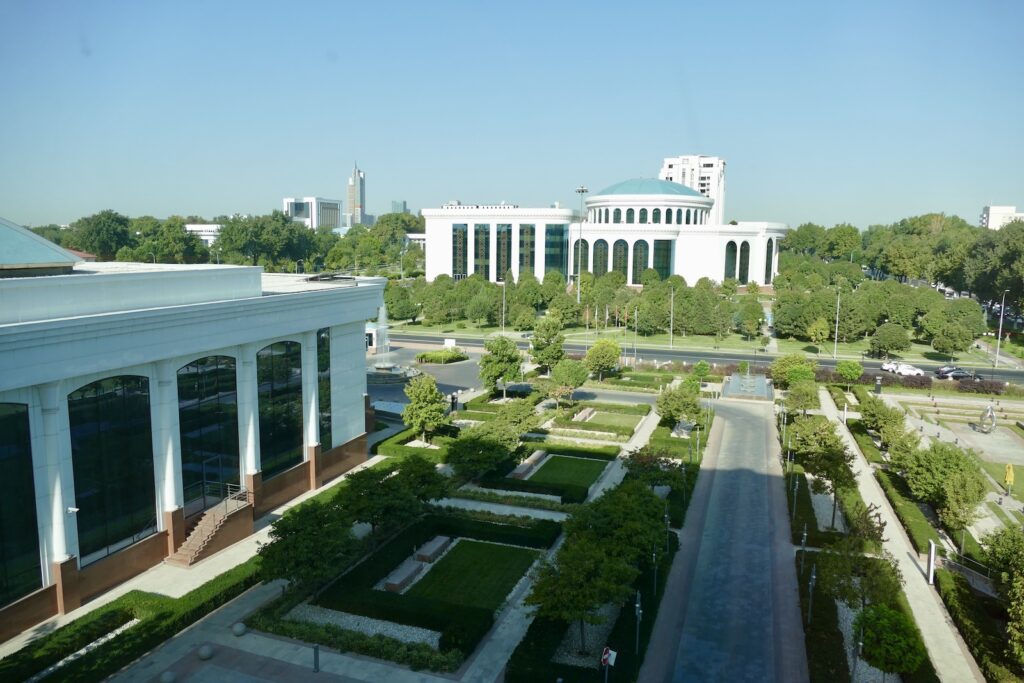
576;401;651;415
847;419;886;464
785;465;844;548
476;473;590;504
373;426;455;461
550;415;635;437
934;568;1021;682
452;410;498;422
415;349;469;364
875;470;943;554
795;551;851;683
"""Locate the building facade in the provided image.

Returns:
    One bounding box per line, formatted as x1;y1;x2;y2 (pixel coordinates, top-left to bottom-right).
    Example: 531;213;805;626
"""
391;200;408;214
659;154;727;224
0;226;383;640
423;179;786;287
283;197;343;231
185;223;223;247
345;163;366;227
981;205;1024;230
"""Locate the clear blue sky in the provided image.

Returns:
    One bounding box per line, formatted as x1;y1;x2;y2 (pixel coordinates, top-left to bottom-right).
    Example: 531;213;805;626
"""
1;0;1021;229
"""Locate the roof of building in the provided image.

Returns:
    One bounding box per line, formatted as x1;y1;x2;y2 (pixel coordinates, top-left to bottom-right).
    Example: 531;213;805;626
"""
0;217;81;270
592;178;704;198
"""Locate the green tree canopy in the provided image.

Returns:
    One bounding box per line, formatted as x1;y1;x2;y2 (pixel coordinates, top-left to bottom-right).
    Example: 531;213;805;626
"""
771;353;817;389
869;323;911;358
531;317;565;372
584;339;620;380
835;360;864;390
549;359;589;407
257;499;355;588
479;336;522;398
69;209;131;260
855;604;927;677
656;384;701;426
785;380;819;416
402;374;450;443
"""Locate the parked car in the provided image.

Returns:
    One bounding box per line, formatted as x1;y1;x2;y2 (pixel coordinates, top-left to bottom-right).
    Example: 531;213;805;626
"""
881;360;899;372
895;363;924;376
939;368;978;381
935;365;960;375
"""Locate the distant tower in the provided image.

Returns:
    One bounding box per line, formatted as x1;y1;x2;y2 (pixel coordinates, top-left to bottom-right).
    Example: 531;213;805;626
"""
659;154;727;224
346;163;366;226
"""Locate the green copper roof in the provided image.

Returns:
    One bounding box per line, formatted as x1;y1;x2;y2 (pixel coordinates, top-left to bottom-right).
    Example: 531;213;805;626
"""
593;178;705;198
0;217;80;270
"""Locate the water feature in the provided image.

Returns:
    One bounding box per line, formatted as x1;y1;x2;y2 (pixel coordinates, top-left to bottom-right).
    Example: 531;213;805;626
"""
720;372;774;401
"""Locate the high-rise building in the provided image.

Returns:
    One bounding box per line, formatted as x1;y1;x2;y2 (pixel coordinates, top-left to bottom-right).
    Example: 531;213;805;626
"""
390;200;408;215
659;155;726;224
282;197;342;231
981;205;1024;230
345;163;366;227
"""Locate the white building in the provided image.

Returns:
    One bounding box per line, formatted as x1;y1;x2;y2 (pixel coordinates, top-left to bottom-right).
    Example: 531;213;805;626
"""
981;205;1024;230
659;154;727;224
423;179;786;287
185;223;222;247
283;197;343;231
0;219;383;639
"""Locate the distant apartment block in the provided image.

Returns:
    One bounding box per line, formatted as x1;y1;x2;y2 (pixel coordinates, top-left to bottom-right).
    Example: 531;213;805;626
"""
659;154;727;225
283;197;342;231
981;205;1024;230
391;200;408;214
185;223;222;247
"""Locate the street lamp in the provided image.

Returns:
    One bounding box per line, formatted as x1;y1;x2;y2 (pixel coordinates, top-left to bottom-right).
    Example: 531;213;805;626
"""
147;252;156;264
214;248;221;264
633;305;639;364
832;287;841;359
296;259;304;274
634;591;642;654
995;289;1010;370
575;185;588;304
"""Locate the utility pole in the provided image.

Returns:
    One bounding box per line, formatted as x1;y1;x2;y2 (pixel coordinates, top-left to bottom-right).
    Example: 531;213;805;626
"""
832;288;841;360
995;289;1010;369
501;283;506;334
669;285;675;349
575;185;588;304
634;305;639;364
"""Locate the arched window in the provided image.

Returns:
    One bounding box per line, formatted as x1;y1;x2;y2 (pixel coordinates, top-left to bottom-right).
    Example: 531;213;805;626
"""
738;242;750;284
0;403;41;604
604;208;610;223
686;209;691;225
68;376;156;564
639;208;648;224
612;239;628;277
764;238;774;284
613;208;622;224
652;208;661;224
724;241;737;280
626;208;635;224
257;341;304;479
676;209;683;224
632;240;649;285
666;208;673;224
178;356;239;509
573;239;589;279
593;239;609;276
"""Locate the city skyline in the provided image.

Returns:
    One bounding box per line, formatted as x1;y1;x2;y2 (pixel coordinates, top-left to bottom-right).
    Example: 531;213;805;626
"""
1;1;1022;229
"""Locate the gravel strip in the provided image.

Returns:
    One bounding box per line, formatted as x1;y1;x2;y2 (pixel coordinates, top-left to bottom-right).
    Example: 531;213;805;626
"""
552;602;620;669
287;603;441;649
835;599;900;683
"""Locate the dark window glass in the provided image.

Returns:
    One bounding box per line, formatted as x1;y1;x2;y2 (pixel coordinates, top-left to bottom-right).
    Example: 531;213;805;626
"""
452;224;468;278
764;238;774;284
639;208;648;224
69;376;156;564
519;224;535;271
686;209;691;225
573;238;589;278
666;208;673;224
739;241;751;284
724;241;737;280
544;224;568;279
593;239;609;277
654;240;672;280
626;208;635;224
603;208;609;223
0;404;41;607
613;208;621;224
496;224;512;281
676;209;683;224
632;240;649;284
474;224;490;278
177;356;239;509
652;208;661;224
318;328;332;450
612;239;628;278
257;342;303;479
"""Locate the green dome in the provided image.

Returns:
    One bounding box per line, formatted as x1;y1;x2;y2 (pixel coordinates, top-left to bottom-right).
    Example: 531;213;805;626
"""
592;178;705;198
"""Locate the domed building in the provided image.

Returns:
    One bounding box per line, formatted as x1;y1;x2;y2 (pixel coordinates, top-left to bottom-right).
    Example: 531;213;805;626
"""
422;174;787;287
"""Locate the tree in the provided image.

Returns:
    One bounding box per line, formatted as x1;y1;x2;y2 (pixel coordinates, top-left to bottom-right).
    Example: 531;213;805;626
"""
402;374;449;443
479;336;522;398
806;317;830;353
541;269;566;303
257;499;355;587
835;360;863;391
549;359;589;407
746;280;760;295
855;604;927;679
736;297;763;339
931;322;973;361
770;353;816;389
692;361;711;383
825;223;860;260
384;281;419;322
656;384;701;426
785;380;819;416
514;270;544;310
982;526;1024;592
334;465;420;538
69;209;131;260
1008;574;1024;667
869;323;910;358
940;470;986;552
782;222;827;255
584;339;620;380
510;304;536;331
393;454;449;502
445;427;514;479
719;278;738;298
531;317;565;372
903;442;986;515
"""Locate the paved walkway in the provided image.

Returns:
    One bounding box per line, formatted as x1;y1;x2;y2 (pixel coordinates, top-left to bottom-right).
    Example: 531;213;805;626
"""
640;400;809;683
434;497;567;521
818;387;984;682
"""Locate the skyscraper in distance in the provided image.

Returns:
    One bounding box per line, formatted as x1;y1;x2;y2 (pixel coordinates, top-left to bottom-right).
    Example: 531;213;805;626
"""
391;200;408;214
346;163;366;227
659;155;726;224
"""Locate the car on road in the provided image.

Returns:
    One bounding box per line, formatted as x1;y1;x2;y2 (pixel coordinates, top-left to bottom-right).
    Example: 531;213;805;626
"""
935;365;960;375
881;360;900;372
895;363;925;376
938;368;978;381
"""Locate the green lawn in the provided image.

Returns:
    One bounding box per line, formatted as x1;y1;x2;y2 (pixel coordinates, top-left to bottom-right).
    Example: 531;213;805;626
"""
529;455;608;488
406;540;539;611
776;337;991;365
589;412;642;429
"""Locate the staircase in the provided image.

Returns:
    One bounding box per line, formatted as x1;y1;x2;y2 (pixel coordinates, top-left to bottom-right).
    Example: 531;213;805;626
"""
166;486;250;567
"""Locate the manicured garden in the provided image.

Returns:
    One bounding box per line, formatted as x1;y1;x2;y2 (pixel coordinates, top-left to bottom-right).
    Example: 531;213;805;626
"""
415;348;469;364
406;540;539;611
528;455;608;489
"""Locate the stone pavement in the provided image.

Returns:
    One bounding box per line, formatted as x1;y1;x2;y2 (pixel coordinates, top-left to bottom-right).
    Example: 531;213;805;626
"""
434;497;567;522
818;387;984;682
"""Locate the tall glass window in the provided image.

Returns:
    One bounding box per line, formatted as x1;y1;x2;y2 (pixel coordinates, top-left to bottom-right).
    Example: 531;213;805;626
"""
496;224;512;281
666;208;673;224
69;377;156;564
653;240;672;280
613;209;621;224
257;342;304;479
626;208;635;224
452;224;468;278
572;239;589;277
603;209;609;223
739;241;750;284
474;224;490;278
0;404;40;607
177;356;239;508
519;224;535;271
652;208;661;224
724;241;738;280
612;239;628;278
686;209;691;225
632;240;649;285
676;209;683;224
318;329;332;450
639;208;648;224
593;239;609;277
544;224;568;279
764;238;774;284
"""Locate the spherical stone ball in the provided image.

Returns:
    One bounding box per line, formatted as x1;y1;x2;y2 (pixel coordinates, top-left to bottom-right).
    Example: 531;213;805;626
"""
232;622;247;637
159;672;177;683
197;644;214;661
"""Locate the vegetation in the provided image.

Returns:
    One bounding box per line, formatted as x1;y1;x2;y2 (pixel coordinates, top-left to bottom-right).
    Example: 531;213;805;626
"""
528;455;608;489
584;338;620;380
479;335;523;398
402;374;450;443
415;348;468;364
531;317;565;372
406;540;539;610
548;359;589;406
656;382;701;426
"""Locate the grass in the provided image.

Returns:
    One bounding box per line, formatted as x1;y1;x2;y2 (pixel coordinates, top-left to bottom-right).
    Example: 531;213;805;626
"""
588;411;642;429
794;551;851;683
846;419;886;465
987;501;1015;527
785;463;844;547
875;470;944;555
528;455;608;489
406;540;539;611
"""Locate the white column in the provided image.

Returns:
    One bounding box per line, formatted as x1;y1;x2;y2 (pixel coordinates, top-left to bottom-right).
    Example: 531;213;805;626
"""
535;226;546;281
153;361;183;519
237;343;261;476
512;224;521;282
626;242;634;285
489;224;497;282
35;382;77;567
300;331;320;453
466;224;475;280
330;323;368;446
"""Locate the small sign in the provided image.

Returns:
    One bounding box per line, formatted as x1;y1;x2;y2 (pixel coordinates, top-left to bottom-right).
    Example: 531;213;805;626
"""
444;338;456;348
607;649;617;666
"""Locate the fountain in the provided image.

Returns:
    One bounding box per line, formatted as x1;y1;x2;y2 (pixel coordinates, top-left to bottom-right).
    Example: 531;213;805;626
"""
366;304;420;384
721;371;773;401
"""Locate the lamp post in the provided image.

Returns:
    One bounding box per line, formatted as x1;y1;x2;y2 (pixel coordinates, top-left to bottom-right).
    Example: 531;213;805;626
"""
147;252;156;264
296;259;304;274
214;248;221;264
995;289;1010;370
575;185;588;304
832;287;841;359
634;591;642;654
807;564;817;625
501;282;507;335
633;305;639;364
669;284;675;349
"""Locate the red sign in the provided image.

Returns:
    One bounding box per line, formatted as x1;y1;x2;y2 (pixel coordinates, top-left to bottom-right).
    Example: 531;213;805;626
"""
601;647;610;666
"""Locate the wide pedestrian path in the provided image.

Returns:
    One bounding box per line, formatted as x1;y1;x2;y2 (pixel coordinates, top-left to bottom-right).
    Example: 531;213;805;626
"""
817;387;984;682
641;400;809;683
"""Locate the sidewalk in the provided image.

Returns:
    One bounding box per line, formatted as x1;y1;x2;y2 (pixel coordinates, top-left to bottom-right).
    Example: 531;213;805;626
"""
818;387;984;682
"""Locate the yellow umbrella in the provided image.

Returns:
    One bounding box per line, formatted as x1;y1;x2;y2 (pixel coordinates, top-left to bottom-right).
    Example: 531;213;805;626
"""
1006;464;1015;489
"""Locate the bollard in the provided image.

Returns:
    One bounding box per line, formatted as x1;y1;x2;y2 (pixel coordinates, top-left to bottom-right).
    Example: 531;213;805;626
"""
314;644;320;673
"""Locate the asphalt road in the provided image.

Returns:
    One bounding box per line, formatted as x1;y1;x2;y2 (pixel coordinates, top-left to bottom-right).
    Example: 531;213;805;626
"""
389;332;1024;384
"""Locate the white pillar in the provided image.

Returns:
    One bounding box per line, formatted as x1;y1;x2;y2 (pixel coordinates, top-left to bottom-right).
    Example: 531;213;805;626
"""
153;360;183;517
466;223;475;280
626;242;634;285
237;343;261;476
488;224;497;282
300;331;320;453
535;226;546;281
512;224;521;282
331;323;368;446
36;382;77;566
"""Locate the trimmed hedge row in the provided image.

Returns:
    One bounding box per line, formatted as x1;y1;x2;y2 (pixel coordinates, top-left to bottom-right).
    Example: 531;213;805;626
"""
795;551;851;683
847;419;886;464
453;410;497;422
476;473;590;504
875;470;943;554
373;426;455;461
550;416;635;437
577;401;651;415
415;349;468;364
543;443;620;461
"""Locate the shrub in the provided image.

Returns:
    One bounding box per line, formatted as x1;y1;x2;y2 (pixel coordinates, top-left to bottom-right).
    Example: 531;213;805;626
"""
875;470;943;554
576;401;651;415
935;569;1020;682
416;348;469;364
542;443;620;460
374;426;455;461
549;416;635;437
958;379;1006;395
476;474;590;504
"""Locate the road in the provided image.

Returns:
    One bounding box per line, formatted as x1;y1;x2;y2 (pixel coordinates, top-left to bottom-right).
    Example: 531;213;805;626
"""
640;400;809;683
389;332;1024;384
